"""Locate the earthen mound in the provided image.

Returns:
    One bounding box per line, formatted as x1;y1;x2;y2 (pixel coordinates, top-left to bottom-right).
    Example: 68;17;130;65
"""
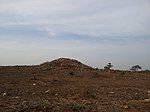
38;58;94;72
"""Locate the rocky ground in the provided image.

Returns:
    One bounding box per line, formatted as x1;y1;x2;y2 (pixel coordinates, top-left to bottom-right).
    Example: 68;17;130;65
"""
0;58;150;112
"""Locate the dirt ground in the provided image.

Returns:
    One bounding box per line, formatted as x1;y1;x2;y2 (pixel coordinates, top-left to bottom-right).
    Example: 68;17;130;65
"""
0;58;150;112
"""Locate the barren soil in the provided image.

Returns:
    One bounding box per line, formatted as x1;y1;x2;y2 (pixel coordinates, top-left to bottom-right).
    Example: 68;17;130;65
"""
0;58;150;112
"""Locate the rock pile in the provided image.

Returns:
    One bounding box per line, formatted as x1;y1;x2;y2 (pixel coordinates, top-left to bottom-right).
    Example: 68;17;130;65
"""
37;58;94;72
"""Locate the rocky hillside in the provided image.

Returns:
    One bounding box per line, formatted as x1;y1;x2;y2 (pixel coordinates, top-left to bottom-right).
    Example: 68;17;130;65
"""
37;58;94;72
0;58;97;77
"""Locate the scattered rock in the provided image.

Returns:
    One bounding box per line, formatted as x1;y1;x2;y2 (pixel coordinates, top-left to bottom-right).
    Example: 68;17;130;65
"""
15;96;19;99
21;101;28;106
55;93;58;96
135;93;138;95
32;93;36;95
45;90;50;94
123;105;129;109
109;92;115;94
33;83;36;86
143;98;150;102
3;93;6;96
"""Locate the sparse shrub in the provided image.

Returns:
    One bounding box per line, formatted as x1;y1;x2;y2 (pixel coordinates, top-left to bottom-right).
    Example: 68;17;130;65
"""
19;99;60;112
130;65;142;71
70;71;74;75
65;100;99;112
144;69;150;72
95;68;99;71
104;63;113;70
84;87;98;99
121;71;125;76
92;71;101;78
66;102;86;111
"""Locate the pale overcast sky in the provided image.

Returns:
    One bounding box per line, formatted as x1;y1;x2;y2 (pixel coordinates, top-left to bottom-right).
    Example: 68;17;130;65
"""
0;0;150;69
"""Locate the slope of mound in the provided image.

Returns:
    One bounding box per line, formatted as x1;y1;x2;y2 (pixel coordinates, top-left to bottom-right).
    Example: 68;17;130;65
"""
37;58;94;71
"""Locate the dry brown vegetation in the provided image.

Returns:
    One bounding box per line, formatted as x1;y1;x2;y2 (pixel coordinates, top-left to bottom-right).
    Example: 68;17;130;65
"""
0;58;150;112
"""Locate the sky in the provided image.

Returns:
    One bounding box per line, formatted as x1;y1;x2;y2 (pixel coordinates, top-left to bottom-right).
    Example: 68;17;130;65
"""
0;0;150;70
